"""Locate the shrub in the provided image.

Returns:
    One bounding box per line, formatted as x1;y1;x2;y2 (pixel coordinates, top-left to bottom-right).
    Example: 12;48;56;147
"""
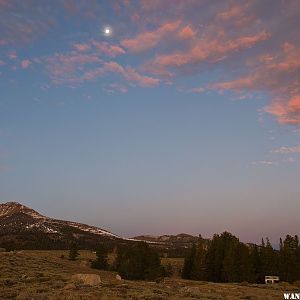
294;280;300;287
163;262;174;277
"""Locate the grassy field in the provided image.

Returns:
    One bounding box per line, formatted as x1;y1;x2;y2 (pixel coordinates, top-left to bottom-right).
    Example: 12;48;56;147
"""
0;250;298;299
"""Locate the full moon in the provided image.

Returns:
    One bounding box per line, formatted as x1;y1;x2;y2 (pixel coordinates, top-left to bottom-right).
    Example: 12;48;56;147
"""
103;26;112;37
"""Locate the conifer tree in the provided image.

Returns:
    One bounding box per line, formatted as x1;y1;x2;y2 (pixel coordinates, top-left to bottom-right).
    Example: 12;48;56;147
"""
249;245;263;283
91;244;109;270
68;242;79;261
260;237;278;276
182;243;196;279
279;235;300;282
190;239;207;280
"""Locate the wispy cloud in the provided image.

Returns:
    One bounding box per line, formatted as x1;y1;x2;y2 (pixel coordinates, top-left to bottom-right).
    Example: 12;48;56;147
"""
1;0;300;125
83;61;159;87
251;160;275;166
272;145;300;154
213;43;300;124
73;43;90;52
0;2;54;46
121;20;181;53
21;59;31;69
148;31;269;70
103;83;128;94
45;47;159;87
91;41;126;58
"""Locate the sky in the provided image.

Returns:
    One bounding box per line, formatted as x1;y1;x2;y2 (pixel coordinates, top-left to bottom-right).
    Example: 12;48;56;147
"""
0;0;300;244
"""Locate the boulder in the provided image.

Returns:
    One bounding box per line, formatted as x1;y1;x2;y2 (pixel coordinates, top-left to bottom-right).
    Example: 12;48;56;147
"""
180;286;201;297
64;283;77;290
71;273;101;286
79;260;89;267
116;274;122;281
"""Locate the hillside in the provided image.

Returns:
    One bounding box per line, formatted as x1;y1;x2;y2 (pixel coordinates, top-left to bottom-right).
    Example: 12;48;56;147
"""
0;201;129;250
0;201;207;255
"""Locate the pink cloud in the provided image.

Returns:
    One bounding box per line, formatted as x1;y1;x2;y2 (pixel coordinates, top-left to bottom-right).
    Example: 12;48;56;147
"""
102;62;159;87
7;0;298;123
91;41;125;57
212;43;300;124
106;83;128;93
189;87;205;93
1;2;54;47
8;52;17;60
217;5;246;21
178;25;196;39
123;66;159;87
73;43;90;52
264;95;300;125
121;20;181;53
252;160;275;166
0;0;12;8
148;31;269;69
72;40;126;58
265;96;300;125
46;48;159;88
81;61;159;87
46;53;102;83
115;0;299;125
272;145;300;154
21;59;31;69
215;3;255;27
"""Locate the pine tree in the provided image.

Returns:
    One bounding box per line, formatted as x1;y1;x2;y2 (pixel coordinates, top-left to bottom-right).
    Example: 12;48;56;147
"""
249;245;263;283
68;242;79;261
260;237;278;277
279;235;300;282
205;232;239;282
91;244;109;270
190;239;207;280
182;243;197;279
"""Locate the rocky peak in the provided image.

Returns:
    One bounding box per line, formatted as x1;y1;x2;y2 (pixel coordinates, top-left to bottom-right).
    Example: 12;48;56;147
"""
0;201;45;219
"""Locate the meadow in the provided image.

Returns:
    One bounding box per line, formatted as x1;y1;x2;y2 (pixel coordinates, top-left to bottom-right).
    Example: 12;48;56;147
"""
1;250;299;299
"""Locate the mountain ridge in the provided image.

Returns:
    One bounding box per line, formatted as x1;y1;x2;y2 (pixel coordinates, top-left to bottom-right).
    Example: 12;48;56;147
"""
0;201;129;250
0;201;203;253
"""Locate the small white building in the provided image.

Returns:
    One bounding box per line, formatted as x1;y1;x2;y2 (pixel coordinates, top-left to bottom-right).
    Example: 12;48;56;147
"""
265;275;279;284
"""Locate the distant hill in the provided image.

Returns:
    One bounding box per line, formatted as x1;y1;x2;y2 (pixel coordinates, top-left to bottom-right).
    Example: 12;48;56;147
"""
133;234;210;257
0;201;131;250
133;233;202;245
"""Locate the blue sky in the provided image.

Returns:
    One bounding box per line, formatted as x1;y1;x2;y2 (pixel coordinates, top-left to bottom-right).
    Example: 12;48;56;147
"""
0;1;300;243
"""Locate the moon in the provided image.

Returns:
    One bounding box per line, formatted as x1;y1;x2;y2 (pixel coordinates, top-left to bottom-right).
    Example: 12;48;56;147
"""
103;26;112;37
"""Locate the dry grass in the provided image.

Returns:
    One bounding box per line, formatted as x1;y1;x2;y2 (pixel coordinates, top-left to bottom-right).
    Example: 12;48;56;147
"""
0;250;298;299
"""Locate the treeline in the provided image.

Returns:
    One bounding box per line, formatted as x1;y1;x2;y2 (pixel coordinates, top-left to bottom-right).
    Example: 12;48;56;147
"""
0;231;129;251
182;232;300;283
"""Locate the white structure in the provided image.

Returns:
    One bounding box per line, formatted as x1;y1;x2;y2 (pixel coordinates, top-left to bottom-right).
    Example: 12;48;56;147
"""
265;275;279;284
